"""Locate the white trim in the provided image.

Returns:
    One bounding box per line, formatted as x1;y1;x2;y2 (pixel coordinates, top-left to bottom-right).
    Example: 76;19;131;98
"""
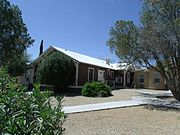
73;61;79;86
88;67;94;81
127;72;130;83
98;70;105;81
123;70;126;87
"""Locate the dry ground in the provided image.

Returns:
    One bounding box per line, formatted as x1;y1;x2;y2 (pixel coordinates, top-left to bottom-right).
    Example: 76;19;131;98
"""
50;89;179;134
64;106;180;135
61;89;139;106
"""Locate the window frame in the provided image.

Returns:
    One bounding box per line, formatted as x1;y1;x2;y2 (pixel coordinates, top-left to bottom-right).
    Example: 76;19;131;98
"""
107;69;110;76
115;76;123;83
110;71;114;79
88;67;94;81
139;74;144;83
154;73;161;84
127;72;131;83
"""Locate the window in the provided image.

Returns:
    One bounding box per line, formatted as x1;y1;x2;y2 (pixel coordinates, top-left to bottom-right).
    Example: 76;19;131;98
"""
154;73;160;84
115;77;119;83
103;71;106;79
110;71;114;79
88;67;94;81
98;70;105;81
139;74;144;83
115;76;123;83
127;72;130;83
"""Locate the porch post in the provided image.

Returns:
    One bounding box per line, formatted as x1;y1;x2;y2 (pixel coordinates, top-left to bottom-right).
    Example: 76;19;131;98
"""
123;69;126;88
74;61;79;86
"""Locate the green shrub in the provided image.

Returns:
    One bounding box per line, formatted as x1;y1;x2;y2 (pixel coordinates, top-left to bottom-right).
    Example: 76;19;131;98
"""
81;82;112;97
0;68;66;135
36;52;75;91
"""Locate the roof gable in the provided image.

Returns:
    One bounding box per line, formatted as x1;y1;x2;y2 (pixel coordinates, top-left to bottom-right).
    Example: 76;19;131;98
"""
32;45;131;70
52;46;116;69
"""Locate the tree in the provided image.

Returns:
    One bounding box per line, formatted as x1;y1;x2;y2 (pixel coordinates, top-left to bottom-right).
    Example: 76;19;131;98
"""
107;0;180;101
8;51;31;76
36;52;76;91
0;0;34;76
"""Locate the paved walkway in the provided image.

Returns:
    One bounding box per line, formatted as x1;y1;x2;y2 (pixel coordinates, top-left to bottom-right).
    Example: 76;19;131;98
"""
62;89;180;114
63;99;147;113
63;100;146;113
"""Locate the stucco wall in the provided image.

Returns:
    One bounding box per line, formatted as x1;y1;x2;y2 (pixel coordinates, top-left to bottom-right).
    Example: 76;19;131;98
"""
134;70;166;90
134;71;149;88
148;70;166;89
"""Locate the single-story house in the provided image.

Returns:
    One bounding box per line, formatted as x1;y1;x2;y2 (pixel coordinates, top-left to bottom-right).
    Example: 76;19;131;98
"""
23;45;135;89
133;69;167;90
19;45;167;90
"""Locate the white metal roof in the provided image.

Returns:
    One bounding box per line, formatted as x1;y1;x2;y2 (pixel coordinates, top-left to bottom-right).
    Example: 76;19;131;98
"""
110;63;131;70
32;45;130;70
52;46;128;70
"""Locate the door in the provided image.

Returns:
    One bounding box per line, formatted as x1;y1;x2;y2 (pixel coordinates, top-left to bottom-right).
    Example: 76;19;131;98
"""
98;70;105;81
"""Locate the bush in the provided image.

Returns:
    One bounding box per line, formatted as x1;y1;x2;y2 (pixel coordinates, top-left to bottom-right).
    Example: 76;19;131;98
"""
36;52;76;91
0;68;66;135
81;82;112;97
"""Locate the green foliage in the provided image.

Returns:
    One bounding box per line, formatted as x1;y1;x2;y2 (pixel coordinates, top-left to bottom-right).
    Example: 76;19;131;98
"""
107;20;140;64
0;0;34;76
107;0;180;101
8;52;31;76
81;82;112;97
36;52;75;90
0;68;66;135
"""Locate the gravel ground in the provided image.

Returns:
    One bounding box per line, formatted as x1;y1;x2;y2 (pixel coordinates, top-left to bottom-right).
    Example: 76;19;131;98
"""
61;89;139;106
63;106;180;135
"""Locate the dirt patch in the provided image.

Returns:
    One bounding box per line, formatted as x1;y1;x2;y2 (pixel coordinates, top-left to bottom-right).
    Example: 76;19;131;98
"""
62;89;139;106
64;106;180;135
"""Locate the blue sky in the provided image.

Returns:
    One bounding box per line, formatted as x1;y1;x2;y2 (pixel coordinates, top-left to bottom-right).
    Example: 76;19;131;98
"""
11;0;142;62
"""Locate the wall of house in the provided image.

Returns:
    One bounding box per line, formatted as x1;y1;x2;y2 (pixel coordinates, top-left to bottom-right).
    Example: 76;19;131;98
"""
77;63;115;86
134;70;166;90
148;70;166;89
77;63;134;88
114;70;134;88
134;71;150;89
114;70;124;87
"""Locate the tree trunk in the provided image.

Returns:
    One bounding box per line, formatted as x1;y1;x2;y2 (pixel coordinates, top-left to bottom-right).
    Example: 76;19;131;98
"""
171;90;180;101
166;77;180;101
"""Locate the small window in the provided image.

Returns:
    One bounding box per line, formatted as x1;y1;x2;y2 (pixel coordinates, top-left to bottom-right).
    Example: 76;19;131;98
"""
103;71;106;79
115;77;119;83
110;71;114;79
127;72;130;83
115;76;123;83
88;67;94;81
154;73;160;84
139;74;144;83
107;69;110;76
